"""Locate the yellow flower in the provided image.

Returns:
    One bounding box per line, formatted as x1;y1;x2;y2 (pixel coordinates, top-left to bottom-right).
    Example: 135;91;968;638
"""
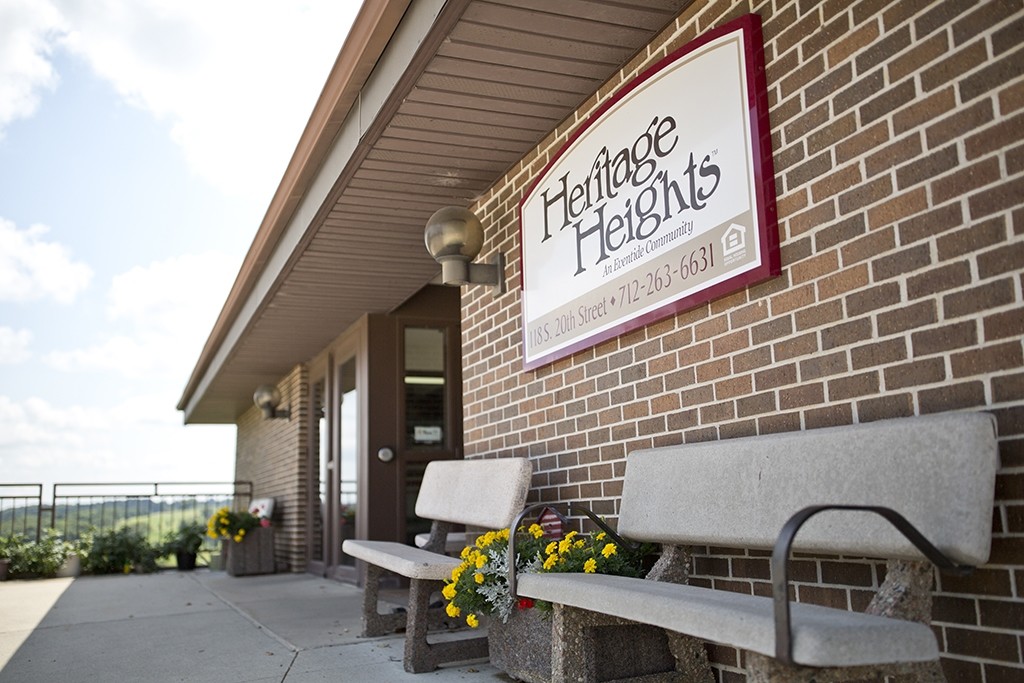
446;603;461;618
558;539;571;554
233;534;243;543
543;554;559;570
442;583;457;600
601;543;617;558
478;531;496;548
545;541;558;555
596;532;607;541
451;564;466;582
474;572;485;584
460;546;471;560
528;524;544;539
466;613;479;628
475;554;487;569
573;540;584;549
584;558;597;573
565;530;578;541
497;528;510;540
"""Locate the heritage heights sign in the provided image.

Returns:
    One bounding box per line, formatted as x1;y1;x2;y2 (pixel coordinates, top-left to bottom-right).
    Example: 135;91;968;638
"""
519;14;780;370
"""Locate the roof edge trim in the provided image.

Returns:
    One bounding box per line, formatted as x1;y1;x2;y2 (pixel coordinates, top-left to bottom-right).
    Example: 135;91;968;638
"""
177;0;413;419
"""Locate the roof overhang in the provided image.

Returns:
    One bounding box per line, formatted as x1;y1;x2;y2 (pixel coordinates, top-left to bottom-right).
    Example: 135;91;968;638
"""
178;0;693;424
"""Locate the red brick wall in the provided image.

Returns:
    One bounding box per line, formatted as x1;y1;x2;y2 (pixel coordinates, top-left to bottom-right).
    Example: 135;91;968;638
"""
235;364;309;572
462;0;1024;679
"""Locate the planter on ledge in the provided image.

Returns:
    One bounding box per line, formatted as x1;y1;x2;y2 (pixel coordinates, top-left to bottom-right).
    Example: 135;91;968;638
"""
225;526;275;577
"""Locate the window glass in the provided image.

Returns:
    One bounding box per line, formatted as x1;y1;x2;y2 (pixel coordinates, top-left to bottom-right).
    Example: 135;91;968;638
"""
404;327;445;448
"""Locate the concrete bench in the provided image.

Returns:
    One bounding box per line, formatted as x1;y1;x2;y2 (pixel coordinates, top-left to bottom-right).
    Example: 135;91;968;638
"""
510;413;999;682
343;457;531;673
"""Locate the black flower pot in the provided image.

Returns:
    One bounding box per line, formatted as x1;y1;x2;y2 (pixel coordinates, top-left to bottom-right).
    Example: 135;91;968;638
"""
175;551;198;571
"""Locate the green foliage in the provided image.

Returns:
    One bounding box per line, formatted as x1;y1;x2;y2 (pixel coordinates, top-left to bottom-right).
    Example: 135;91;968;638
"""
160;522;205;557
0;530;73;578
0;534;20;559
83;527;158;575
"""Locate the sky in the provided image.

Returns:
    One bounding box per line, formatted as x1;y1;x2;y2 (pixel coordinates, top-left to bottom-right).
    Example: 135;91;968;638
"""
0;0;361;497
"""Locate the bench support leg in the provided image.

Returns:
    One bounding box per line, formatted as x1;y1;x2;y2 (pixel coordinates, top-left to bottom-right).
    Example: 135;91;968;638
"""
550;605;712;683
866;559;935;623
359;562;406;637
403;577;488;673
746;653;944;683
748;559;945;683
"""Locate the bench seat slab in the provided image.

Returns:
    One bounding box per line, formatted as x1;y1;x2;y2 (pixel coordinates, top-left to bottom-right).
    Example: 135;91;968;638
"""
518;573;938;668
343;539;460;580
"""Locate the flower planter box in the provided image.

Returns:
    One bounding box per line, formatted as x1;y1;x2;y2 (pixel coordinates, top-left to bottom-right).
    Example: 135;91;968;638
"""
225;526;275;577
488;607;551;683
55;553;81;578
488;606;675;683
0;558;9;581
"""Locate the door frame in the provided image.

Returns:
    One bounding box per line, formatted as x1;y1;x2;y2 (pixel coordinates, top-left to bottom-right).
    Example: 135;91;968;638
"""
306;321;367;582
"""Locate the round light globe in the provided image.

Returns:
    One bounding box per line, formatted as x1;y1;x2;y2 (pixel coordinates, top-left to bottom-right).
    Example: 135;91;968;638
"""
424;207;484;284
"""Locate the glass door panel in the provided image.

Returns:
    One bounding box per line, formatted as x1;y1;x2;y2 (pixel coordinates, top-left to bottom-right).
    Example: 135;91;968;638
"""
338;356;357;566
402;326;448;545
312;379;327;565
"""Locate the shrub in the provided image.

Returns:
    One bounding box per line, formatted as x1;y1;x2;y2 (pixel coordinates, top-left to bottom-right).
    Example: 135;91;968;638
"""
0;530;73;578
83;527;158;574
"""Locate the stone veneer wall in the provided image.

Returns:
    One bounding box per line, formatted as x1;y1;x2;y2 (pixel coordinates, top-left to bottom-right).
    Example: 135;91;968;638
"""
461;1;1024;680
235;364;309;572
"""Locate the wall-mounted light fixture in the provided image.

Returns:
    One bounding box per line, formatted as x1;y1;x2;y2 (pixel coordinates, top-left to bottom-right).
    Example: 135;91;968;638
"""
253;384;289;419
424;206;505;293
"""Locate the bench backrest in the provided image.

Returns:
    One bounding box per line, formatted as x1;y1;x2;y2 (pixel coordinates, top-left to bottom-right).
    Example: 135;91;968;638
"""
618;412;998;566
415;457;532;529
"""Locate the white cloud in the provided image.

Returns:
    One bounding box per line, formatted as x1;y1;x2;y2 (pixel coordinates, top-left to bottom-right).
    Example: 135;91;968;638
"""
50;0;358;202
0;394;234;484
0;395;112;472
0;217;93;304
43;250;235;378
0;0;64;138
0;326;33;364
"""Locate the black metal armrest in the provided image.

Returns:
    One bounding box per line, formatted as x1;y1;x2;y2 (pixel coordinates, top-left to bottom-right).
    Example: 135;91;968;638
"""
568;502;637;552
508;502;566;599
507;502;644;599
771;504;975;665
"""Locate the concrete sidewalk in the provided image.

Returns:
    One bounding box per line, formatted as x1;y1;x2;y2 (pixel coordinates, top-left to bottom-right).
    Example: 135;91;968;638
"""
0;571;508;682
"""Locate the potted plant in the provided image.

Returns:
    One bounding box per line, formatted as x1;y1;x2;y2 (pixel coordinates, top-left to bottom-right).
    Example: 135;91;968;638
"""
206;506;274;576
162;522;206;571
443;524;660;683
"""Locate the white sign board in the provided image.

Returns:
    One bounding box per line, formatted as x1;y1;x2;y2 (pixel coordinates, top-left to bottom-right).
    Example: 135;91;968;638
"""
519;15;779;370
